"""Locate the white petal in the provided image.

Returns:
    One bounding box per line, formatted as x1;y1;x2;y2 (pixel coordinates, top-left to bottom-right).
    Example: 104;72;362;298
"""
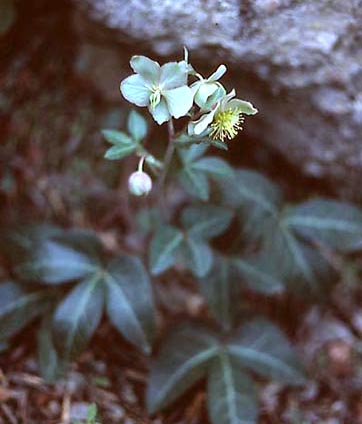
192;109;217;135
208;64;227;81
130;56;160;83
220;89;236;110
228;99;258;115
160;62;188;90
120;74;150;107
149;98;171;125
163;86;194;119
194;83;218;109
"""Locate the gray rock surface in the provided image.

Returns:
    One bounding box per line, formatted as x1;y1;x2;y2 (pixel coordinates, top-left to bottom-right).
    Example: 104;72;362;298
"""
73;0;362;194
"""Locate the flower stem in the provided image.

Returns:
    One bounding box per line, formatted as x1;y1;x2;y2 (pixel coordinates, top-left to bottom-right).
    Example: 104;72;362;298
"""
158;118;176;220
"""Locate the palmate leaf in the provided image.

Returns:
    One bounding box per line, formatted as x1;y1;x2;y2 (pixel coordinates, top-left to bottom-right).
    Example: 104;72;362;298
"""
181;204;233;239
105;255;155;353
149;205;231;277
227;319;305;384
179;166;210;201
3;224;61;265
17;234;99;284
52;251;155;359
38;314;64;383
0;281;50;340
136;207;163;235
9;226;156;359
178;143;208;163
199;254;283;330
219;169;282;211
52;274;105;361
149;225;184;275
208;352;258;424
147;325;219;414
175;133;212;147
53;229;104;261
102;129;137;160
198;256;242;330
285;198;362;252
232;254;284;295
218;169;282;243
147;319;304;422
181;237;213;278
178;145;234;201
127;110;148;142
175;133;228;151
192;157;234;179
263;223;335;297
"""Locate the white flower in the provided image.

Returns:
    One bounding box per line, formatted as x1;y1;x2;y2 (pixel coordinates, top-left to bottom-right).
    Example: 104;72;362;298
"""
120;56;194;125
188;89;258;142
191;65;227;110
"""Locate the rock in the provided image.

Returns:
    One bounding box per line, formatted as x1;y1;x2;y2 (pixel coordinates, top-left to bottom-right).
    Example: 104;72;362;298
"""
72;0;362;195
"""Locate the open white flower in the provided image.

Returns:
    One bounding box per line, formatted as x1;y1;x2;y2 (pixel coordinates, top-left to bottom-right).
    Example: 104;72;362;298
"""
120;56;194;125
188;89;258;142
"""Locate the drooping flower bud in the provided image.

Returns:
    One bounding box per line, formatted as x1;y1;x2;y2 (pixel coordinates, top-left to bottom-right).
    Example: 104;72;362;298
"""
128;171;152;196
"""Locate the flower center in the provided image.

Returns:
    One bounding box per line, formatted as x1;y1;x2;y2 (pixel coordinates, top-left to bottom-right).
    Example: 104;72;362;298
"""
149;86;162;110
210;109;244;142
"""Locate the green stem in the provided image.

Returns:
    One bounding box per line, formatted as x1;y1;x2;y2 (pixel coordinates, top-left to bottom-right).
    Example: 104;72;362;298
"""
158;118;176;220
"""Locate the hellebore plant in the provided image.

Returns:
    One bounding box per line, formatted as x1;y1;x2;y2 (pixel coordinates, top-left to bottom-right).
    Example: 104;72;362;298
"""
4;49;362;424
100;51;311;424
118;49;258;200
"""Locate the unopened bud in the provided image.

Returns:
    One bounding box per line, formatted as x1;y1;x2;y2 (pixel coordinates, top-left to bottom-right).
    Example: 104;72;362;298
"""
128;171;152;196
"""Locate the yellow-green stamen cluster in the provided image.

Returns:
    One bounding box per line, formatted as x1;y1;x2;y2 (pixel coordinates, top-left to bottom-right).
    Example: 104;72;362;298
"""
210;109;244;142
149;87;161;110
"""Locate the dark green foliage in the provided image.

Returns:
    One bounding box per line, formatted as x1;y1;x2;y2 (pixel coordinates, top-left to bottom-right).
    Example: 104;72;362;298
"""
17;235;99;284
199;253;284;330
4;94;362;424
178;144;234;201
147;319;305;424
102;130;137;160
0;281;50;340
232;254;284;295
32;50;362;423
285;199;362;252
198;256;241;330
149;225;184;274
141;158;362;421
208;354;258;424
227;319;305;384
1;227;156;377
149;204;233;277
218;169;282;244
214;168;342;297
104;255;155;353
147;325;219;413
52;275;105;361
174;132;229;151
262;223;335;297
38;314;64;383
103;110;148;161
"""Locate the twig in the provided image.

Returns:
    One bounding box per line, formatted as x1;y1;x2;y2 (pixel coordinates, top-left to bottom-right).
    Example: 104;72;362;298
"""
61;389;71;424
0;404;17;424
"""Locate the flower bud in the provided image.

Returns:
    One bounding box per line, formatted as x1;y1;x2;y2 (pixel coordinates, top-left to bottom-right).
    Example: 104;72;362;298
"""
128;171;152;196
